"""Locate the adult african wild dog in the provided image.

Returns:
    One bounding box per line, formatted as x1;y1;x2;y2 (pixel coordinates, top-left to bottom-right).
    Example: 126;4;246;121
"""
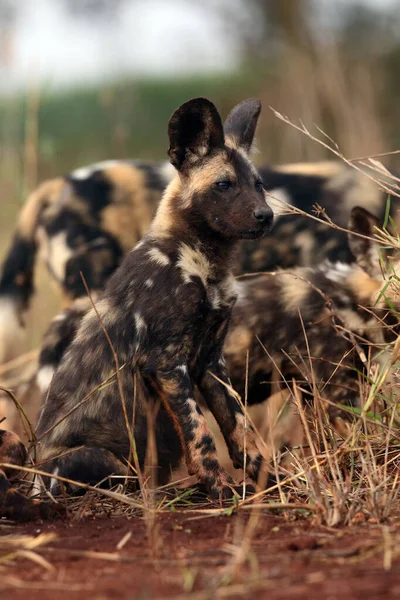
0;155;398;368
225;206;400;424
37;206;400;431
35;97;273;498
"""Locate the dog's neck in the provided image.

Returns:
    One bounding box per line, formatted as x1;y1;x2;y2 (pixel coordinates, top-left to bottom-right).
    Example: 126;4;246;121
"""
149;175;239;281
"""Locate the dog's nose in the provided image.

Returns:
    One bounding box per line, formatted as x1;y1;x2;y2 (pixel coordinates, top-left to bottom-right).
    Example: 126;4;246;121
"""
253;207;273;227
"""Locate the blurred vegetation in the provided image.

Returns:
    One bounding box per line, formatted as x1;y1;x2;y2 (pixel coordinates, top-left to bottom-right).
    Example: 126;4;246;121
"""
1;2;400;220
0;2;399;203
0;72;260;186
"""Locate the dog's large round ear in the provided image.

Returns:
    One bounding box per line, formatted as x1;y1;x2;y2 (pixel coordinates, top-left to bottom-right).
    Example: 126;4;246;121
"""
167;98;224;172
223;98;261;154
348;206;382;277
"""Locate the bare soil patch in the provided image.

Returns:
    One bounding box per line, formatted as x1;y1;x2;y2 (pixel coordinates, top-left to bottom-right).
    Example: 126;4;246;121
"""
2;510;400;600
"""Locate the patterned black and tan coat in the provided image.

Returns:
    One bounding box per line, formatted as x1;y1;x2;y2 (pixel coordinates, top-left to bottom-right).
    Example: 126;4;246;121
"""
38;207;399;432
1;154;398;368
35;97;274;499
2;204;397;519
226;207;399;426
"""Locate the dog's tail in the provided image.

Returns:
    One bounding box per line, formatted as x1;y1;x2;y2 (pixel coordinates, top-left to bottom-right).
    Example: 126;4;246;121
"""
0;178;64;366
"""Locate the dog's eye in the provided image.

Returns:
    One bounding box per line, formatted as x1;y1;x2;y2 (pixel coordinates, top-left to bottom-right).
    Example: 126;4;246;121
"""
255;180;264;192
215;181;231;191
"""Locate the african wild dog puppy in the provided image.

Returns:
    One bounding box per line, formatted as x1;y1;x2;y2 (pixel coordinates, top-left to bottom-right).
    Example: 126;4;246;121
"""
37;206;399;429
35;97;273;499
1;156;398;370
226;206;400;425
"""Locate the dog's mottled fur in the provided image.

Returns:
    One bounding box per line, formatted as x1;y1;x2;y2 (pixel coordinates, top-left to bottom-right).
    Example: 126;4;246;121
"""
38;207;400;431
1;154;398;368
226;207;400;425
35;97;273;498
0;162;165;365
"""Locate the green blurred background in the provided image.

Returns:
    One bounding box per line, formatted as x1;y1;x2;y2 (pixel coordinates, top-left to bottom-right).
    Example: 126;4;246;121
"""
0;0;400;348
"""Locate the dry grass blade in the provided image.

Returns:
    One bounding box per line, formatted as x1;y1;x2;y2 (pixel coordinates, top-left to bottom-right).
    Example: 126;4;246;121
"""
0;533;57;569
0;462;145;510
116;531;132;550
0;385;37;447
11;550;55;572
270;107;400;203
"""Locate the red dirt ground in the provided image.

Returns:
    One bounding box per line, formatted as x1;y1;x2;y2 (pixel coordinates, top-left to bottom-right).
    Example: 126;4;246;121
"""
2;510;400;600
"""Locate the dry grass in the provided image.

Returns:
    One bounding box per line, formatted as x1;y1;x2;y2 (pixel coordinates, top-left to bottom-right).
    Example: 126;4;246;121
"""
0;532;57;571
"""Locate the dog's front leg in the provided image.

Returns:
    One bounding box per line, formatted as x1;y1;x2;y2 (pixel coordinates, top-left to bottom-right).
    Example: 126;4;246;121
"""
198;357;264;483
155;364;245;499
